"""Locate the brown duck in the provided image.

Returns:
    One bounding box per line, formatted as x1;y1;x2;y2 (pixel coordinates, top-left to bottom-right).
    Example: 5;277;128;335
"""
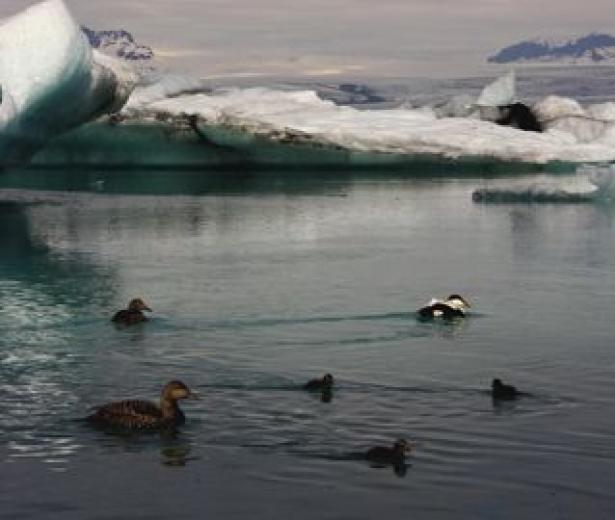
365;439;412;465
86;381;198;430
304;373;334;391
111;298;152;325
491;378;519;400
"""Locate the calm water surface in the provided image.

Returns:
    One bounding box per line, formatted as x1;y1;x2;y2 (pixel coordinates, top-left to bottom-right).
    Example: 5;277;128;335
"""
1;168;614;519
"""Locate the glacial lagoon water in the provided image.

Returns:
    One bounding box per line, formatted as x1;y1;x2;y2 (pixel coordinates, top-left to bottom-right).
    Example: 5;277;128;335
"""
1;167;615;519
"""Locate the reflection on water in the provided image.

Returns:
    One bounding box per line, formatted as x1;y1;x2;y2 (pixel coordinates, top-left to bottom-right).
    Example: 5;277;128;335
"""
1;169;615;518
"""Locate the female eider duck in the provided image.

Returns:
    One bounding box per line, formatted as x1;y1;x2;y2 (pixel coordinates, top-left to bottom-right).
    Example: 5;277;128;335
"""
111;298;152;325
365;439;412;465
491;378;519;400
417;294;471;320
304;373;334;392
86;380;198;430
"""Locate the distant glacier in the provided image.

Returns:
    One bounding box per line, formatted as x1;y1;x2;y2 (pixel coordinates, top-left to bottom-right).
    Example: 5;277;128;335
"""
488;33;615;65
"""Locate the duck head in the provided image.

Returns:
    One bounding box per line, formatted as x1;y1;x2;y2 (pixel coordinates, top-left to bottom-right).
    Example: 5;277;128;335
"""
492;378;503;390
161;380;199;402
445;294;471;311
128;298;152;312
322;373;334;386
394;439;413;455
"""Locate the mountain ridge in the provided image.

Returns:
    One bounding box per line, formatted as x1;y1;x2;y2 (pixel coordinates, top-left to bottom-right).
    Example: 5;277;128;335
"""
81;26;154;62
488;33;615;65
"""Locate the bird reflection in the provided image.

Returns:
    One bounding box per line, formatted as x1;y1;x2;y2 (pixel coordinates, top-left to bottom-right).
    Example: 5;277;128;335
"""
320;388;333;403
160;442;195;467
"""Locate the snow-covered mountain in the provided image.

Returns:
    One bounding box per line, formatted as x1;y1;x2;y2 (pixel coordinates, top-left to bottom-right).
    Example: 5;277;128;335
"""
81;26;154;62
488;33;615;65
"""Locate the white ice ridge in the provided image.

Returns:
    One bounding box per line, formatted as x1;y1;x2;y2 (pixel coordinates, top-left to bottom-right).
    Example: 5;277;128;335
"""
128;81;615;164
0;0;136;163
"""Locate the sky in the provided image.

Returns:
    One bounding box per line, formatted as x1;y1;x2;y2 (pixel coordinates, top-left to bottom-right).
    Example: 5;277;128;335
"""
2;0;615;79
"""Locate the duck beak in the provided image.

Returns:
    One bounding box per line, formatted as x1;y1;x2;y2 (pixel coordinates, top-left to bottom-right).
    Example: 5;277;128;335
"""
143;306;153;312
187;392;200;400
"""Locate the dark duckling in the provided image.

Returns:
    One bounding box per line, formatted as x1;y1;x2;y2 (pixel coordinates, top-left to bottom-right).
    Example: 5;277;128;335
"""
491;378;519;400
365;439;412;465
304;373;334;391
86;380;198;430
417;294;471;320
111;297;152;325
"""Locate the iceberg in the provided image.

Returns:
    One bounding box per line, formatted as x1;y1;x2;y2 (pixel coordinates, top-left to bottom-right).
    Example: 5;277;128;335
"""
115;84;615;165
2;2;615;170
0;0;136;164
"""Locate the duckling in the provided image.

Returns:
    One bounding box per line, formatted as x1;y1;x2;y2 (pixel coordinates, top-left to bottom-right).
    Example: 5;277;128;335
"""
111;298;152;325
86;380;198;430
365;439;412;465
417;294;471;320
491;378;519;400
304;373;334;391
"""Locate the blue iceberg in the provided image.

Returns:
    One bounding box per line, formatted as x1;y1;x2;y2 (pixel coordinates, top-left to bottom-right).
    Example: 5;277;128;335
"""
0;0;136;164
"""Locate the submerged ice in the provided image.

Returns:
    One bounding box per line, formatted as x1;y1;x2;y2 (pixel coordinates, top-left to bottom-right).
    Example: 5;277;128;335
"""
0;0;136;164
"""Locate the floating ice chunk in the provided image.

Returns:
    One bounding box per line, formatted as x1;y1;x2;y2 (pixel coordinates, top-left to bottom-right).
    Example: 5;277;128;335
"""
532;95;585;123
0;0;136;164
131;86;615;163
476;71;516;107
579;163;615;195
532;95;614;143
472;172;600;203
474;163;615;203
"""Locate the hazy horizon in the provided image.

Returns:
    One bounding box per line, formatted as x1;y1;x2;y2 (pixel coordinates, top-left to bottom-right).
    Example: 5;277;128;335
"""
2;0;615;79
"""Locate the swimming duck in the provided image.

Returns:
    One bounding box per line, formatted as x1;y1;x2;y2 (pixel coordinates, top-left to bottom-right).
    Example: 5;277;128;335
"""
86;380;198;430
491;378;519;400
304;373;334;391
365;439;412;465
111;298;152;325
417;294;471;320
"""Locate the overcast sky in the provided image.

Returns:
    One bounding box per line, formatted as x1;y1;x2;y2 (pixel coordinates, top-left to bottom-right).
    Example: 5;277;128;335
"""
2;0;615;79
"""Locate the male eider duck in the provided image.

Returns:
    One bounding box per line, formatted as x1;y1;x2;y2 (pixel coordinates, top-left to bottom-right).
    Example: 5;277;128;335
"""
417;294;471;320
304;373;334;392
491;378;519;400
365;439;412;465
111;298;152;325
86;380;198;430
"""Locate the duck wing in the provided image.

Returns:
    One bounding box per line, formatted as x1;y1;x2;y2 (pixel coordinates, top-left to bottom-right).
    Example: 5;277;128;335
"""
418;302;463;319
87;399;164;429
111;310;147;324
365;446;399;464
304;379;322;390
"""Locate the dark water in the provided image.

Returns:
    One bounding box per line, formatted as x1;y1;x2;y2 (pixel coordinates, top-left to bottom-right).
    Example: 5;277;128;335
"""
1;168;615;519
